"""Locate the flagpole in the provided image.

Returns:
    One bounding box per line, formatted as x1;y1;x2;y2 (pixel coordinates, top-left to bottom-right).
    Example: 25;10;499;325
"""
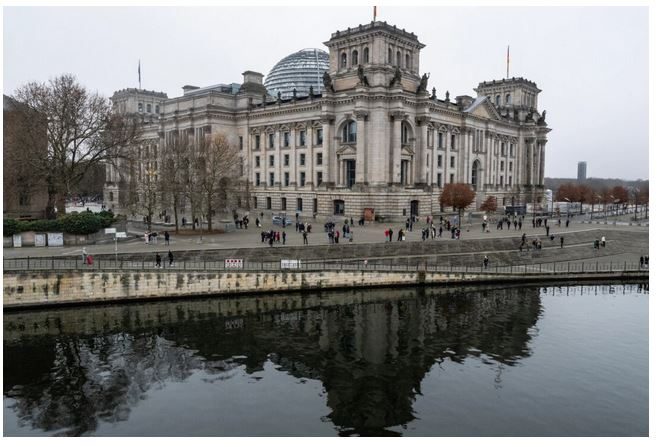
138;59;142;89
506;46;509;79
373;6;377;22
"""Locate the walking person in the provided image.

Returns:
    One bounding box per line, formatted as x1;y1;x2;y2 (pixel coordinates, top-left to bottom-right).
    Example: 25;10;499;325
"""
601;236;606;248
155;253;162;268
560;236;564;248
164;231;170;246
483;255;489;269
82;247;88;264
303;230;309;245
282;231;286;245
546;225;550;237
168;250;174;267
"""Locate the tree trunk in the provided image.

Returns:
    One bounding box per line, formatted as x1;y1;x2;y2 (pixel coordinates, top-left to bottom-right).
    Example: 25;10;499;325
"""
173;193;180;234
207;192;213;231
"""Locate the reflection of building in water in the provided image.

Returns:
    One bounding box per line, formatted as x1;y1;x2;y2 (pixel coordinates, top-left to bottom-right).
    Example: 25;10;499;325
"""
5;285;545;436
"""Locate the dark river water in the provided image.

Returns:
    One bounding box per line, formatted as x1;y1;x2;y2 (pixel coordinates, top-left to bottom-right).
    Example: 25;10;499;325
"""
3;282;648;436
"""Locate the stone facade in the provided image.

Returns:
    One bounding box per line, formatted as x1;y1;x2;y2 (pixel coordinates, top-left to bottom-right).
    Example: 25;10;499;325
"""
105;21;550;222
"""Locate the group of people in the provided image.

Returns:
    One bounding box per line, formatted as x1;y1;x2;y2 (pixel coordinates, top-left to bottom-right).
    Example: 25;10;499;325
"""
261;230;287;246
489;216;524;231
594;236;606;249
144;230;171;245
234;215;250;229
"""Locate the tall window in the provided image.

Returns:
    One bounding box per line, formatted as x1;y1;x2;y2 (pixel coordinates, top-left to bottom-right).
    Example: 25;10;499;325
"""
341;52;347;68
138;103;143;113
495;95;501;106
352;50;358;65
509;162;513;171
437;154;443;167
147;104;152;113
450;156;455;168
437;173;442;186
316;128;323;145
342;120;357;143
268;133;274;149
255;156;260;168
281;198;287;210
299;130;306;146
438;132;444;149
300;172;306;186
255;173;261;186
269;155;274;167
510;143;514;156
255;135;260;150
300;153;306;166
283;131;290;147
500;175;504;186
508;175;512;185
317;171;323;186
396;51;401;66
266;197;272;209
471;160;480;188
284;154;290;166
155;105;160;114
506;93;511;104
269;172;274;186
316;152;323;165
388;48;392;64
451;134;456;150
450;173;455;183
364;47;370;63
405;53;410;69
284;172;290;186
401;122;410;145
297;198;303;211
239;136;243;150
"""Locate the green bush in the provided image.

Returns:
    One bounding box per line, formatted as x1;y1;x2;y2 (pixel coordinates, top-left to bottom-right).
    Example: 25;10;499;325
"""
3;219;19;236
3;211;115;236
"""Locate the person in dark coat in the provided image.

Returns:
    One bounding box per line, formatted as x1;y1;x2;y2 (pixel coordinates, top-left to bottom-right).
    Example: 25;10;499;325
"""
164;231;170;245
155;253;162;268
168;250;174;266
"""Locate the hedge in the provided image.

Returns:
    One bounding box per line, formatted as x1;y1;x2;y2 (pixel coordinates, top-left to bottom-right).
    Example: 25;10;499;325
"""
3;210;116;236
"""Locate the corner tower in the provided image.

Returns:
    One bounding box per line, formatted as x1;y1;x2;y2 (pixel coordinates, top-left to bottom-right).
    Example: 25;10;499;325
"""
323;21;425;93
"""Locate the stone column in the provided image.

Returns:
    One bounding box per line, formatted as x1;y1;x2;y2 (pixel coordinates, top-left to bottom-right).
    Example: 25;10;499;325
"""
274;127;281;187
416;117;430;186
538;141;546;186
355;111;368;185
290;128;298;187
321;117;333;186
391;112;404;184
429;126;437;186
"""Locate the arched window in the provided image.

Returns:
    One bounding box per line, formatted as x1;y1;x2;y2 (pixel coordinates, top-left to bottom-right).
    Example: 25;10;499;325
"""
505;93;511;104
341;120;357;143
352;50;358;66
147;104;152;113
471;160;480;188
341;52;347;68
405;53;410;69
401;122;411;145
363;47;369;63
138;103;143;113
388;48;392;64
396;51;401;66
495;95;501;106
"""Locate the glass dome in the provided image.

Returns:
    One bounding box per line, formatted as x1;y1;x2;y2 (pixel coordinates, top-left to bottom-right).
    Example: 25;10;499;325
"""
264;48;330;99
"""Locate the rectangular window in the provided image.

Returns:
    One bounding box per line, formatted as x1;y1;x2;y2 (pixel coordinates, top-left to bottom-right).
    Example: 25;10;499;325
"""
253;197;258;208
299;130;306;146
317;171;323;186
269;172;274;186
313;198;318;213
297;198;303;211
500;175;504;185
284;154;290;166
451;134;456;150
266;197;272;209
283;132;290;147
450;156;455;168
316;152;323;165
255;173;261;186
450;173;455;184
284;172;290;186
509;175;512;186
437;154;442;168
438;132;443;149
255;156;260;168
255;135;260;150
300;153;306;166
500;161;504;171
268;133;274;149
281;197;287;210
300;172;306;186
316;128;323;145
269;155;274;167
509;162;513;171
239;136;243;150
510;144;514;156
437;173;442;186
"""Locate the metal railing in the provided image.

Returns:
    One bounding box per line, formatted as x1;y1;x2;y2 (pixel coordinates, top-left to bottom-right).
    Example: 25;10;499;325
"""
3;256;648;276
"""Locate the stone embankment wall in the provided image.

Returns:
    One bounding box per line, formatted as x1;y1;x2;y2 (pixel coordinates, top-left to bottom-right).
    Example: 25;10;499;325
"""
3;269;647;309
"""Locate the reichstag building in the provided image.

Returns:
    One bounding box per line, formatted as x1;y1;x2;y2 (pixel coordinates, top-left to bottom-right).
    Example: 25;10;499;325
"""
105;20;550;220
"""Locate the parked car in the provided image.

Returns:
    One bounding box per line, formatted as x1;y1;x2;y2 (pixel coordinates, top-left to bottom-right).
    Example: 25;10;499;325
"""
272;215;292;226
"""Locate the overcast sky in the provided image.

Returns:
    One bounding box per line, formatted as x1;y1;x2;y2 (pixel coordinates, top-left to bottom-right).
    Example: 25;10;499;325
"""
3;5;650;180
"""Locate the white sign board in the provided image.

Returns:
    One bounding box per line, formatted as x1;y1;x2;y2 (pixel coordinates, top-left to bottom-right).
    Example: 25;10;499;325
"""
12;234;22;248
34;234;47;247
105;227;117;234
280;259;301;269
116;232;127;238
224;259;244;269
47;233;64;247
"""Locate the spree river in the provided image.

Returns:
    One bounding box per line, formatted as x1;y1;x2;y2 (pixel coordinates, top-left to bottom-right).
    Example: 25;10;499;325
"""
3;282;648;436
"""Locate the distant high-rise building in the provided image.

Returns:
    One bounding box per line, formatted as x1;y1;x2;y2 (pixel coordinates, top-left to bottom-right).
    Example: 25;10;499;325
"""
577;161;587;182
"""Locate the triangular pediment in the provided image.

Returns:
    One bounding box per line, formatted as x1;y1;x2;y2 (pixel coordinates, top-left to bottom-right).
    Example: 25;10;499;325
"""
464;96;501;120
336;145;356;155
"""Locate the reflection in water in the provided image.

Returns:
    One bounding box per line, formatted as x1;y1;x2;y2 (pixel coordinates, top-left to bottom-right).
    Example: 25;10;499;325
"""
3;283;647;436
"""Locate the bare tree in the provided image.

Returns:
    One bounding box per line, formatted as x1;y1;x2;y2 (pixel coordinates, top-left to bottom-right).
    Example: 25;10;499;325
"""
12;74;140;217
191;134;240;231
159;133;190;233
